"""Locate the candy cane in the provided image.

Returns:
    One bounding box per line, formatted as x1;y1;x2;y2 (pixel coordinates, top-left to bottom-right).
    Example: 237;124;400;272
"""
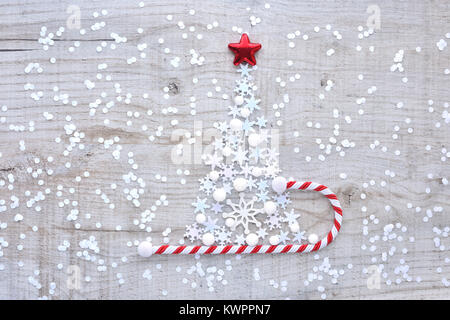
138;181;343;257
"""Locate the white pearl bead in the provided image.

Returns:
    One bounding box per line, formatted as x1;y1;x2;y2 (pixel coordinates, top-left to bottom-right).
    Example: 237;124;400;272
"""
269;235;280;245
137;241;153;257
225;218;235;228
240;107;250;118
308;233;319;244
209;170;219;181
195;213;206;224
213;188;226;202
272;176;287;194
222;146;232;157
234;95;244;106
246;233;259;246
248;133;261;147
230;118;243;131
252;167;262;177
202;232;215;246
264;201;277;214
289;222;300;233
233;177;247;192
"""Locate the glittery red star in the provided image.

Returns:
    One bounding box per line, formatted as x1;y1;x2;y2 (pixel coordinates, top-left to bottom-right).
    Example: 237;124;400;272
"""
228;34;261;66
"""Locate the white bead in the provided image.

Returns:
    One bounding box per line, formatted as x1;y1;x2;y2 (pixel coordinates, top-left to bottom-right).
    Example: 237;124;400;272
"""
264;201;277;214
252;167;262;177
272;176;287;194
289;222;300;233
240;107;250;118
225;218;235;228
213;188;226;202
246;233;259;246
209;170;219;181
195;213;206;224
308;233;319;244
248;133;261;147
230;118;243;131
202;232;215;246
222;146;232;157
137;241;153;257
233;177;247;192
234;95;244;106
269;235;280;245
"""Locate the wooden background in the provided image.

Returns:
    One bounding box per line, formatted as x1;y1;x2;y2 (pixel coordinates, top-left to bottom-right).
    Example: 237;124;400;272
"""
0;0;449;299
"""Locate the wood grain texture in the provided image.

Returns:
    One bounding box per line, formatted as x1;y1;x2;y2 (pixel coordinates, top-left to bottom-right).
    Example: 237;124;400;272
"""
0;0;449;299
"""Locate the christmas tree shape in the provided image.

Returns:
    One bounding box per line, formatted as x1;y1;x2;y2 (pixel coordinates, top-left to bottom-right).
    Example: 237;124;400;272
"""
138;34;343;258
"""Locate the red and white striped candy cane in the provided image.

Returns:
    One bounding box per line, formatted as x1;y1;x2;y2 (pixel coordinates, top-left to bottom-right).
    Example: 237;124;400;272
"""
137;181;343;257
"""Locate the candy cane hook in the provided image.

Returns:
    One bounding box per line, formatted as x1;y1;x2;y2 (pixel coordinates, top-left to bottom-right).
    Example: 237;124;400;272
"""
137;181;343;257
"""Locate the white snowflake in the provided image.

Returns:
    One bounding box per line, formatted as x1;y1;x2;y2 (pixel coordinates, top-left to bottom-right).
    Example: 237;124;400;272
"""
223;195;263;234
265;212;282;230
214;226;232;245
184;223;203;242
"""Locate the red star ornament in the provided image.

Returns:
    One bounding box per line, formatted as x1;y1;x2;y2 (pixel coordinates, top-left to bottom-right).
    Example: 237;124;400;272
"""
228;33;261;66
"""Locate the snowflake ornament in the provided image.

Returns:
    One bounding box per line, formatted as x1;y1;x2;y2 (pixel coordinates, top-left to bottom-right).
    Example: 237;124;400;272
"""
223;195;264;234
184;223;203;242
